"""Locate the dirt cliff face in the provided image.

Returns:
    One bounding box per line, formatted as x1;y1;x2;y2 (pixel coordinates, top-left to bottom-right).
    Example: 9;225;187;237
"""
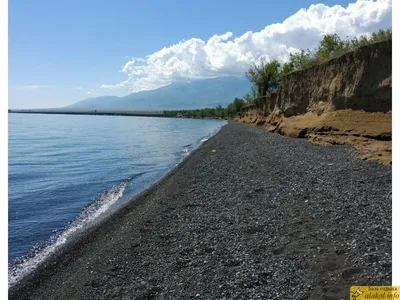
238;40;392;165
277;40;392;117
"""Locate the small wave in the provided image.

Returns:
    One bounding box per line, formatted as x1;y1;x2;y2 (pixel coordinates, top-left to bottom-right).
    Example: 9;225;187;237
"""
179;122;226;159
199;123;225;144
180;144;193;158
206;121;226;142
125;171;147;182
8;180;128;287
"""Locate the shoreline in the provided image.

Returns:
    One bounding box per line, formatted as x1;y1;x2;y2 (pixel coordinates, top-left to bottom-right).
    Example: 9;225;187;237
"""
9;122;391;299
8;110;228;120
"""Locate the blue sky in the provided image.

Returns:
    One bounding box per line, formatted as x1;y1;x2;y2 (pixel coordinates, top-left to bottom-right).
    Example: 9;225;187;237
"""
8;0;392;108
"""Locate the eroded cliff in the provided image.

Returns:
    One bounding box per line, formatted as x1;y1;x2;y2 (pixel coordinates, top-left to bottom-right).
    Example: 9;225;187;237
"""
238;40;392;165
278;39;391;116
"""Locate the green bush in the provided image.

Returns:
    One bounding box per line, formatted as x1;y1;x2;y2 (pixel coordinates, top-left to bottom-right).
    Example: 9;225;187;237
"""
289;49;312;70
280;62;294;76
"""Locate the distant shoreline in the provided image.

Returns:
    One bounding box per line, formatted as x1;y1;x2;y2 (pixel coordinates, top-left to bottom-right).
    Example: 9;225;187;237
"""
8;109;227;120
8;109;167;118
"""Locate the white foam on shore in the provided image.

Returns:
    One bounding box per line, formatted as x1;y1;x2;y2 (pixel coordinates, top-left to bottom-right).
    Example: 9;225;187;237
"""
8;181;127;287
199;122;226;144
180;144;193;157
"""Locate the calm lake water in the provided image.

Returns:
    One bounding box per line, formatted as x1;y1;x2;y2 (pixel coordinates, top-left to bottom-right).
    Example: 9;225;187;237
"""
8;113;226;285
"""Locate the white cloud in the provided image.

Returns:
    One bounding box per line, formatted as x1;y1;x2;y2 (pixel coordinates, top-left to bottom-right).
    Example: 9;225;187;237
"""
76;86;84;90
102;0;392;93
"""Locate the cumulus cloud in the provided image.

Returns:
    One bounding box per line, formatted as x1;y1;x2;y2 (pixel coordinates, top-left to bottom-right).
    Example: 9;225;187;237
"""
102;0;392;93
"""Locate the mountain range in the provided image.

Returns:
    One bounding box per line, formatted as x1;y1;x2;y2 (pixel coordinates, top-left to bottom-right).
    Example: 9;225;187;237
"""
65;76;252;110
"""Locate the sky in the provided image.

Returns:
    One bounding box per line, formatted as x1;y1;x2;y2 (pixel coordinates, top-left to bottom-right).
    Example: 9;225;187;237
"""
8;0;392;109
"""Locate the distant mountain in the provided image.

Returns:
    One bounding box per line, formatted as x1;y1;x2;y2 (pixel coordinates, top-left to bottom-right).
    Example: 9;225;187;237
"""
65;96;121;109
65;76;252;110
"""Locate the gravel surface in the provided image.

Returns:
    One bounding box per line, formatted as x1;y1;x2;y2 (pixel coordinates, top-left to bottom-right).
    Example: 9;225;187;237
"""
9;122;392;300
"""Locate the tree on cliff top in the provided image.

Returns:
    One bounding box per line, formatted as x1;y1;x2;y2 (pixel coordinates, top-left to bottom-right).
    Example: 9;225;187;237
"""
280;62;295;76
245;57;281;100
316;34;344;58
227;97;246;115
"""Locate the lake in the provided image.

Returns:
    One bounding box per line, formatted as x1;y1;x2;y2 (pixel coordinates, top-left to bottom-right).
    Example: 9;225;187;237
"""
8;113;226;284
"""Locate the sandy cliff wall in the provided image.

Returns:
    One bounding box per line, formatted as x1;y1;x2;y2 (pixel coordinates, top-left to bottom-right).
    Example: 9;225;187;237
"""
275;40;392;117
239;40;392;165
